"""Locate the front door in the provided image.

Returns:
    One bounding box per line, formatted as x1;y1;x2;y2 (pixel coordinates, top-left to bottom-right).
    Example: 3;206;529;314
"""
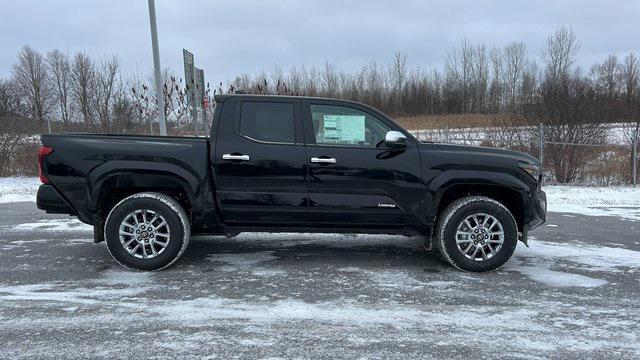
302;100;424;228
213;97;308;225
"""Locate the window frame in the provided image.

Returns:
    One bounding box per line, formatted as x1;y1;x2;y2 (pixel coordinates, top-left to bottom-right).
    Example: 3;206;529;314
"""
302;99;414;150
234;99;303;145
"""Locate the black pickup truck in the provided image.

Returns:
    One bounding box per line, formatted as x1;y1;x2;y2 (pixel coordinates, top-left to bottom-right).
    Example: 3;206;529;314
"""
37;94;546;271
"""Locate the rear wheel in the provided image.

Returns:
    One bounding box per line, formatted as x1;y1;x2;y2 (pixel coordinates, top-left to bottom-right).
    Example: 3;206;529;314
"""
437;196;517;272
104;192;190;270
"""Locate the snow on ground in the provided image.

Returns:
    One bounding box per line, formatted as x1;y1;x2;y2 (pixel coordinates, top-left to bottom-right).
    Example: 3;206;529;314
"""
515;239;640;272
543;185;640;220
1;200;639;358
6;219;92;232
0;177;39;203
544;185;640;207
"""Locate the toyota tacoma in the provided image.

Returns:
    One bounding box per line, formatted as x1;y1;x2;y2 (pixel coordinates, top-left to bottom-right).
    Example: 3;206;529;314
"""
36;94;546;271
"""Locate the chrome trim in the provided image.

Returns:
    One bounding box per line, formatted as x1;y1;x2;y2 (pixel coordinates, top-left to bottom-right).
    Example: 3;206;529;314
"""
310;157;337;164
222;154;250;161
385;130;408;147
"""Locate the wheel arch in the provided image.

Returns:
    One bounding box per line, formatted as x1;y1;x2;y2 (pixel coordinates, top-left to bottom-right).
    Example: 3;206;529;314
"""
428;171;531;232
88;161;203;224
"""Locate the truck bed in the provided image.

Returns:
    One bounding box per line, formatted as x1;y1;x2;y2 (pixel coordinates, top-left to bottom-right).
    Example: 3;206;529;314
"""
40;133;212;225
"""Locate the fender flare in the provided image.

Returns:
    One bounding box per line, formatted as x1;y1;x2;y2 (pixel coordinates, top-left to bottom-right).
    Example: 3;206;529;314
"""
86;160;204;217
425;170;532;222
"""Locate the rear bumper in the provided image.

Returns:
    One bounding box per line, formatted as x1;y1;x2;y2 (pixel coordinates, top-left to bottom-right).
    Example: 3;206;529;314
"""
36;184;76;215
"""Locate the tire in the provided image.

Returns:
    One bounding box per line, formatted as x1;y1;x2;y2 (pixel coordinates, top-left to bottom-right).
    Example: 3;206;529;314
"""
436;196;517;272
104;192;190;271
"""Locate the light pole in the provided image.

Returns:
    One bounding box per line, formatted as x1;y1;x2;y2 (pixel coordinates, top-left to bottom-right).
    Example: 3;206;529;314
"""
147;0;167;135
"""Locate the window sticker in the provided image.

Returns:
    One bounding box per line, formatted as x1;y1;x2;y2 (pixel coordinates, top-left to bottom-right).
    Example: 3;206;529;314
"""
319;115;365;144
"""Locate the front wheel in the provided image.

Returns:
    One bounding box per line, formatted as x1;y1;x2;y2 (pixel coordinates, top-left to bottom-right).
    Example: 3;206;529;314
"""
436;196;518;272
104;192;191;271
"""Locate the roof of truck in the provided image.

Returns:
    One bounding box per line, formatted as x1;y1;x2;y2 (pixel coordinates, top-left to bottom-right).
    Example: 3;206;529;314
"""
213;93;373;108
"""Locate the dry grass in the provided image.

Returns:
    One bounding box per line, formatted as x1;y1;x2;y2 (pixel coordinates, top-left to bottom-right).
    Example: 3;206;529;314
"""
393;113;514;130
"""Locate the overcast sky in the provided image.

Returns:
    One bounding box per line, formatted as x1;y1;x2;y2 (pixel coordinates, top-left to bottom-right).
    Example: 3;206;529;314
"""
1;0;638;84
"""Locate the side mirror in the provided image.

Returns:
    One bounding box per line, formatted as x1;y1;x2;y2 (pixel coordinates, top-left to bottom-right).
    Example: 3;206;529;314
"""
384;131;408;148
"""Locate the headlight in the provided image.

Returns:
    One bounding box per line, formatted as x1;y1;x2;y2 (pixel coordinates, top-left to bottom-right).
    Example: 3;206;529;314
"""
518;163;540;180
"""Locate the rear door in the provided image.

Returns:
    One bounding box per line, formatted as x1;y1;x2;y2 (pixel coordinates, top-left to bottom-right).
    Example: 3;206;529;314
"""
213;97;308;225
302;99;424;227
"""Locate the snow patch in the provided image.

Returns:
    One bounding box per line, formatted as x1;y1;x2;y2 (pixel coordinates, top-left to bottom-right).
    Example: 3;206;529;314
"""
7;219;92;232
0;177;39;203
516;240;640;272
149;296;546;332
425;281;456;289
544;186;640;220
94;269;153;285
0;283;147;304
251;269;286;277
544;186;640;207
509;262;608;287
206;251;278;267
365;269;425;291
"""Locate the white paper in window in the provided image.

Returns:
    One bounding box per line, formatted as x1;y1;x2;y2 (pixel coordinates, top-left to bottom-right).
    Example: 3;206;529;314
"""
321;115;365;143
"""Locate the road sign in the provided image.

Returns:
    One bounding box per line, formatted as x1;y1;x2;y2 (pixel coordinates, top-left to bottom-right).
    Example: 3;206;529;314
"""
195;67;205;107
183;49;208;134
183;49;195;107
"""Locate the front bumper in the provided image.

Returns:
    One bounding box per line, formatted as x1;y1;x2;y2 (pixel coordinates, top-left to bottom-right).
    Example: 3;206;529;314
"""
520;187;546;245
36;184;76;215
529;187;547;230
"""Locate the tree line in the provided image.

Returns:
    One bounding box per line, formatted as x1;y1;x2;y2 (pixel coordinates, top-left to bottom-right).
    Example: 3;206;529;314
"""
1;49;208;135
226;28;638;129
1;27;639;137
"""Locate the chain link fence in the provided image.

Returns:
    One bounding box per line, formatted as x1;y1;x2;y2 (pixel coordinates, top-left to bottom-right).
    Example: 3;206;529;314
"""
410;123;639;186
0;115;210;177
1;114;638;186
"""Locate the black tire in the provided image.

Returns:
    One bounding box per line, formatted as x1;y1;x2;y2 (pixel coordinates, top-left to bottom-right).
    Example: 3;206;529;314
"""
437;196;517;272
104;192;190;271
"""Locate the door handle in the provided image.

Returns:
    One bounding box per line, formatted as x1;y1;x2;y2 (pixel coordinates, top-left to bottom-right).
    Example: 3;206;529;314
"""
222;154;250;161
310;157;337;164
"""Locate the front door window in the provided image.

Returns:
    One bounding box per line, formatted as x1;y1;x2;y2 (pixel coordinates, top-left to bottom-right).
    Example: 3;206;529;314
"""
310;104;391;147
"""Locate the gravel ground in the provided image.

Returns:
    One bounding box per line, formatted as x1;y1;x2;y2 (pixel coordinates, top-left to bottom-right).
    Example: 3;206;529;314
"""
0;201;639;359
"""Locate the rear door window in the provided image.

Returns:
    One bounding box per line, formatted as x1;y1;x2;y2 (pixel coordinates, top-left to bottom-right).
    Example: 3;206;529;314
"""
239;101;295;144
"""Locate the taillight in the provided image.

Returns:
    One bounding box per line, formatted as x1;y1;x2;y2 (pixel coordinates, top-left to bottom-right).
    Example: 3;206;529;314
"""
38;146;54;184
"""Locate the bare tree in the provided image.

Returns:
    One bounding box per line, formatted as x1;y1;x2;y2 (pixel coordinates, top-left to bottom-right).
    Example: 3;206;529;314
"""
543;27;580;82
488;47;504;112
287;66;302;95
591;55;620;100
364;61;385;110
458;40;474;113
0;79;25;116
320;61;339;97
520;60;539;109
130;73;153;132
159;70;188;126
11;46;51;129
71;52;95;127
92;56;120;131
389;52;407;114
621;53;640;108
503;41;527;112
619;53;640;149
471;44;488;113
46;49;72;124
